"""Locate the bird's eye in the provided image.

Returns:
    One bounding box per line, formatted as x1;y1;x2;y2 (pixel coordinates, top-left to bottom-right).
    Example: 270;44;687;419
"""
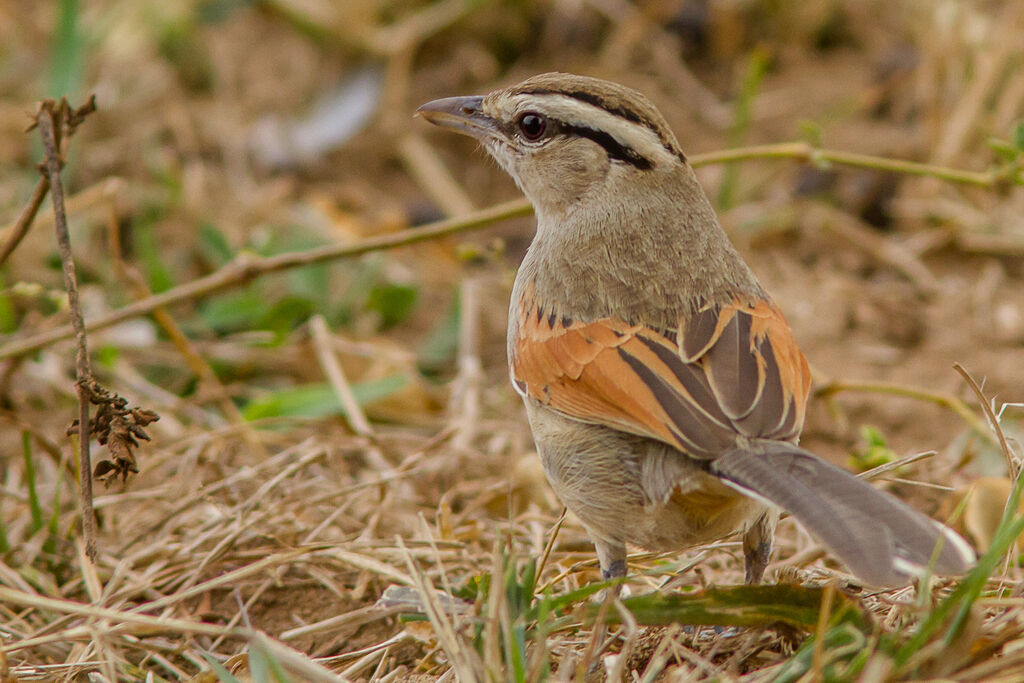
517;112;547;141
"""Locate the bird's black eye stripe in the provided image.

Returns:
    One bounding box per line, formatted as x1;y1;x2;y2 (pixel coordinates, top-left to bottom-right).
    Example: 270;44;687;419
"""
563;124;653;170
517;86;686;163
507;114;653;170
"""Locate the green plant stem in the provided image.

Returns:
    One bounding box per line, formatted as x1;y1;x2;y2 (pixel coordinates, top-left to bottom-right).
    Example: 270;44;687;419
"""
689;143;1002;187
717;47;770;210
22;430;43;533
816;378;993;446
0;142;1009;363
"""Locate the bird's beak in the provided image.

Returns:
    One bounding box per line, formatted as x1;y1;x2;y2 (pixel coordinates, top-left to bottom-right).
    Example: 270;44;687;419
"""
415;96;499;140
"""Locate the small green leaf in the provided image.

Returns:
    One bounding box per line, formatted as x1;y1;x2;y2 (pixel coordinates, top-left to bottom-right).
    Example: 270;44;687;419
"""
367;283;418;328
158;18;214;92
256;296;316;337
135;218;176;294
0;275;16;334
96;345;121;368
986;137;1019;162
336;258;384;324
798;120;824;148
602;584;867;631
418;293;461;377
242;375;407;421
848;425;895;472
198;0;253;24
198;222;235;267
198;289;267;332
50;0;84;100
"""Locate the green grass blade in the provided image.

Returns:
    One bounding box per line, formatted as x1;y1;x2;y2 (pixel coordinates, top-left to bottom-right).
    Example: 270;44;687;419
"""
199;652;243;683
50;0;84;99
717;47;770;210
605;584;865;631
771;622;870;683
242;375;407;421
249;641;292;683
43;452;62;559
22;431;44;534
896;469;1024;666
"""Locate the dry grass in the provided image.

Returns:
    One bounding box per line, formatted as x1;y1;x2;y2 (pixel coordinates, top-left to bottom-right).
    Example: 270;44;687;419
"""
1;0;1024;680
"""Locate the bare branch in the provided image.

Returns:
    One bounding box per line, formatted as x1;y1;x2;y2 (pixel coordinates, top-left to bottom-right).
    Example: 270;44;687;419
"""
0;198;533;360
36;100;97;562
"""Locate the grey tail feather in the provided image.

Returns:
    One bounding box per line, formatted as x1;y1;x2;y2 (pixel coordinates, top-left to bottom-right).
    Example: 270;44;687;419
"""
711;442;975;586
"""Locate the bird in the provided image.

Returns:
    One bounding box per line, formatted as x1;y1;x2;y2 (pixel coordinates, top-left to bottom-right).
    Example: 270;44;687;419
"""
416;72;975;587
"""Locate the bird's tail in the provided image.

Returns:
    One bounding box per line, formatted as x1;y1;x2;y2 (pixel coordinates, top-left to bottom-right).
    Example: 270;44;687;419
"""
711;442;975;586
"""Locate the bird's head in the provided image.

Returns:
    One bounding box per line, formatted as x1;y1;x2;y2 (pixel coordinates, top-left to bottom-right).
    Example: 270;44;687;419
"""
417;72;688;219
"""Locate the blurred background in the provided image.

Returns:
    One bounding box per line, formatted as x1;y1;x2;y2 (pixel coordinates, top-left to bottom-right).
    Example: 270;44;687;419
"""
1;0;1023;679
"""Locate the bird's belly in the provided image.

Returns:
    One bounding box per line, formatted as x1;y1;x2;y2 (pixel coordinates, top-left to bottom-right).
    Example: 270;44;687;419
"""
525;401;765;551
638;485;765;550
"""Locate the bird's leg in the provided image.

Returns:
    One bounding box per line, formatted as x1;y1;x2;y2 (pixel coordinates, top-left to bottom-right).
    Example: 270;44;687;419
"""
582;540;627;673
742;511;777;584
595;540;627;584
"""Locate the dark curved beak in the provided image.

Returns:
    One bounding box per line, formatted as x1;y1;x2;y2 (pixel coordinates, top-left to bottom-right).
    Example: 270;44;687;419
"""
415;96;498;140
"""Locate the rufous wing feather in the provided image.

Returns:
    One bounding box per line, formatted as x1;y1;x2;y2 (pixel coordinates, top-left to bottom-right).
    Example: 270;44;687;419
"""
511;296;812;457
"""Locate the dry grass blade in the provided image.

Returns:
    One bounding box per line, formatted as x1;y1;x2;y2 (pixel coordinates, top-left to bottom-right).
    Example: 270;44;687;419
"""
249;631;355;683
0;585;247;652
954;363;1020;479
397;537;479;682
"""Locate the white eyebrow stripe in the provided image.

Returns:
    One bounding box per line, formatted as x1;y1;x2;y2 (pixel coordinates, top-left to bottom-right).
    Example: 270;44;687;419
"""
509;93;678;166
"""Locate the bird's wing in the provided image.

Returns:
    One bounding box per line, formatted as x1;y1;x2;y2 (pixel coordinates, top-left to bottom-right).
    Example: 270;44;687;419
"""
510;295;811;457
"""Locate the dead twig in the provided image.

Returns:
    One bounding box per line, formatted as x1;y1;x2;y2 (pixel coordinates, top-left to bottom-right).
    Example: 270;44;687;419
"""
0;198;534;361
31;97;160;563
0;178;50;268
35;98;99;562
309;315;375;439
953;363;1019;479
0;96;98;268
